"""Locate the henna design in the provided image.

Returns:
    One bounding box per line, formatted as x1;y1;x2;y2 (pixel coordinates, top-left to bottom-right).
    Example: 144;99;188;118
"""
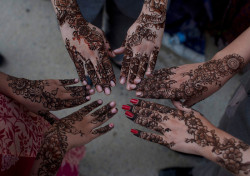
54;0;115;86
92;124;113;135
130;100;250;175
90;104;114;124
7;76;89;112
36;100;102;175
136;54;245;101
38;111;57;125
121;0;167;80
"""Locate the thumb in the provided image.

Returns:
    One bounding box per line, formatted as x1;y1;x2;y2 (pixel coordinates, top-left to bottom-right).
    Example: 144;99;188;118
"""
113;46;125;55
171;100;192;113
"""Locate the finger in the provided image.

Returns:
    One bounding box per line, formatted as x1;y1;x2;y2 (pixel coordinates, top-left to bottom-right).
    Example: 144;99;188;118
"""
130;129;174;148
102;56;116;89
58;79;79;86
61;96;91;109
72;100;103;117
136;89;176;99
65;39;88;85
85;59;101;90
134;53;149;84
183;97;201;108
103;37;116;58
128;56;140;85
90;107;117;128
113;46;125;55
64;86;90;97
90;101;116;119
129;99;174;114
125;111;167;134
146;47;159;76
120;46;133;84
91;123;114;137
37;111;58;125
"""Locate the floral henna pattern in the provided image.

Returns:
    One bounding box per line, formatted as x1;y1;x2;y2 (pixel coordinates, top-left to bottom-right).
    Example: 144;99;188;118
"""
90;104;115;124
129;100;250;175
136;54;245;101
121;0;167;81
7;76;89;113
54;0;115;87
35;101;102;175
92;124;113;135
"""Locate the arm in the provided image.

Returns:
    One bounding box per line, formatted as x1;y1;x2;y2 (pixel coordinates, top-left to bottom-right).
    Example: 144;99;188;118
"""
115;0;168;90
31;100;117;175
51;0;116;95
134;27;250;106
0;72;93;124
123;99;250;175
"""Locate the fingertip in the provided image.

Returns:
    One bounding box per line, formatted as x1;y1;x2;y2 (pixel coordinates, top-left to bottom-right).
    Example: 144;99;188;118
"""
104;87;111;95
111;108;117;113
120;77;126;84
83;80;87;85
109;101;116;107
110;81;116;87
75;78;79;83
130;84;136;89
109;123;114;128
136;91;142;97
96;85;103;92
89;89;95;95
145;71;151;76
97;99;103;104
86;96;91;100
113;47;125;54
134;78;141;84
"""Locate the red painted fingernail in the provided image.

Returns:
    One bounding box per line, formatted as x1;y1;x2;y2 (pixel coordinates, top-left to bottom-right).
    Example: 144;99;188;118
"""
130;99;139;104
125;111;134;118
131;129;139;135
122;105;131;110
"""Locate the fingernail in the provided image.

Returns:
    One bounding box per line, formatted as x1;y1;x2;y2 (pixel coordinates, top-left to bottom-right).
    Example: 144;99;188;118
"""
109;101;116;107
105;88;111;95
111;108;117;113
130;84;136;89
145;71;151;76
120;77;126;84
86;96;90;100
131;129;139;135
97;99;103;104
125;111;134;118
109;123;114;128
122;105;131;110
83;80;87;85
110;81;116;87
134;78;141;84
96;85;103;92
75;78;79;83
136;92;142;96
89;89;95;94
130;99;139;104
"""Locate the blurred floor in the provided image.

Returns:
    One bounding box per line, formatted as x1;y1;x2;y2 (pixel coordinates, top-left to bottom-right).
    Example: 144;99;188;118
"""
0;0;242;176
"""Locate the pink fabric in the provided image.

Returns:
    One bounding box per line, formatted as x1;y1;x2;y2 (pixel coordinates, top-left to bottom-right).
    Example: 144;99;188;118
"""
0;94;85;175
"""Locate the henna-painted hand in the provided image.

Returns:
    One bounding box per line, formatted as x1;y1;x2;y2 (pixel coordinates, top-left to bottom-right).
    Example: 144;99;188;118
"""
7;76;94;124
122;99;250;175
32;100;117;175
133;54;245;107
114;0;167;90
52;0;116;95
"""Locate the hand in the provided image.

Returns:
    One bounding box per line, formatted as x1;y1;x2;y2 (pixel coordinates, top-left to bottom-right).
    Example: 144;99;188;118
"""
114;0;167;90
134;54;245;107
122;99;250;175
32;100;117;175
7;76;94;123
52;0;116;95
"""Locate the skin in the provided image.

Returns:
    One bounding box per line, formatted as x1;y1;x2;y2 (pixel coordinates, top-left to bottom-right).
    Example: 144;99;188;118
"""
132;27;250;107
51;0;116;95
123;99;250;175
31;100;118;176
0;72;94;124
114;0;168;90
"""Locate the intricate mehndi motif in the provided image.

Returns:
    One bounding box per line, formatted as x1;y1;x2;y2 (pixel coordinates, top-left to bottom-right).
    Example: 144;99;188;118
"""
120;0;167;81
136;54;245;101
54;0;115;86
129;100;250;175
36;101;103;175
7;76;89;112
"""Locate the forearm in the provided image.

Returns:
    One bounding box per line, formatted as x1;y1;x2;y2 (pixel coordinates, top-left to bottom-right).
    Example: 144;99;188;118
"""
200;128;250;175
30;127;68;176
